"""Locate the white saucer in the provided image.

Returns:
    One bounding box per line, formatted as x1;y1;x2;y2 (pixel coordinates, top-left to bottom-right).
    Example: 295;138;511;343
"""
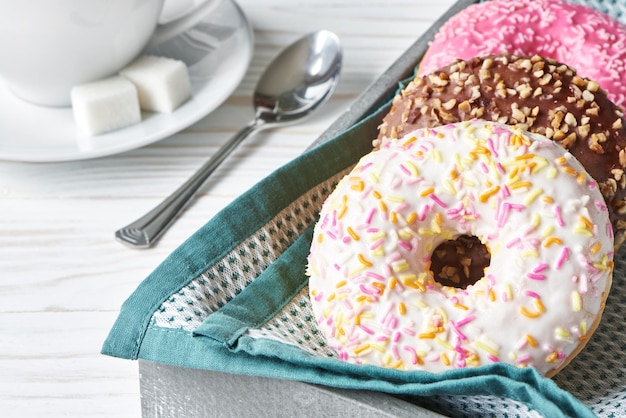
0;0;253;163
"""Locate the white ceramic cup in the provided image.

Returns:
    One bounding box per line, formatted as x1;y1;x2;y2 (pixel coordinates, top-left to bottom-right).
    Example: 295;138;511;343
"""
0;0;221;107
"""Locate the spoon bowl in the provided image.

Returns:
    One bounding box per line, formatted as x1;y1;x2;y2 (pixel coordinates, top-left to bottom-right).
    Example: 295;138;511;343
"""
116;30;342;248
254;30;341;124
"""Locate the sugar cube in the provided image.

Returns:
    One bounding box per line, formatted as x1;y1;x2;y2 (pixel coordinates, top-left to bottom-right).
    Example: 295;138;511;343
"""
120;55;191;113
71;76;141;136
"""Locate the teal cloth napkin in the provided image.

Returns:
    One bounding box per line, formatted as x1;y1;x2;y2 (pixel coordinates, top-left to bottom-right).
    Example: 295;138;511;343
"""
102;100;615;417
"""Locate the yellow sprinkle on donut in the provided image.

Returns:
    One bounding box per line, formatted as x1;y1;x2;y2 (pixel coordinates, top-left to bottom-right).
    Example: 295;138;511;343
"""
398;302;407;315
555;327;570;340
479;185;501;202
546;351;559;363
387;195;405;203
369;231;386;241
542;225;555;237
354;344;371;355
504;284;513;301
403;279;426;292
404;161;420;176
358;253;372;267
509;180;532;190
520;306;542;318
515;153;536;160
574;227;593;237
571;291;582;312
420;187;434;197
535;299;546;313
402;136;417;147
388;276;398;290
562;166;577;176
436;337;454;351
337;204;348;220
350;179;364;192
542;236;563;247
524;188;543;205
590;242;602;255
392;260;409;273
473;341;499;357
579;215;594;229
441;353;451;366
347;227;360;241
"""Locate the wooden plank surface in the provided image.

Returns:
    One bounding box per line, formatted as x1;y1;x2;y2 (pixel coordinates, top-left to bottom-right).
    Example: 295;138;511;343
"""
0;1;454;416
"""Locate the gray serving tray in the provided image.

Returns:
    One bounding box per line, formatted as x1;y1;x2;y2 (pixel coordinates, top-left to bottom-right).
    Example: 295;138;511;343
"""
139;0;478;416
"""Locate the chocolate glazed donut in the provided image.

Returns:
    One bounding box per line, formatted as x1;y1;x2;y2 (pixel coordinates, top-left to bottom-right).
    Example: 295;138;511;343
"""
376;54;626;284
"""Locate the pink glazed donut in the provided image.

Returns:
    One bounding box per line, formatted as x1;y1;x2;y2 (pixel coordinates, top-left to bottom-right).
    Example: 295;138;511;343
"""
418;0;626;110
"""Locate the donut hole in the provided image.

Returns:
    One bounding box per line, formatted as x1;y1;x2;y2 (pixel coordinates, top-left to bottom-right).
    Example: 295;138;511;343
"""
429;235;491;289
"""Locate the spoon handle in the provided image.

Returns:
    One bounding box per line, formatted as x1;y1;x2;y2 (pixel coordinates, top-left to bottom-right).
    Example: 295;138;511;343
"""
115;120;261;248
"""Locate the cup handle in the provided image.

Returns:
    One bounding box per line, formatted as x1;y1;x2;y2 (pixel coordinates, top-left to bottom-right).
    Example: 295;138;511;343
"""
146;0;224;49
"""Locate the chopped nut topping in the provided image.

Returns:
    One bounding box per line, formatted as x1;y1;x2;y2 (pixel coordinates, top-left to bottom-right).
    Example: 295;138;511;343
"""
481;57;494;69
517;84;533;99
458;100;471;113
587;80;600;92
538;73;552;85
512;107;526;122
565;112;577;127
578;124;591;138
470;85;481;101
561;133;577;148
551;111;565;129
616;202;626;215
429;73;449;87
442;98;457;110
553;129;566;141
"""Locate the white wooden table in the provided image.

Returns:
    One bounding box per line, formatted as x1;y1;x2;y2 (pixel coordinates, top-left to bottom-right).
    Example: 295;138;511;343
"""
0;1;455;416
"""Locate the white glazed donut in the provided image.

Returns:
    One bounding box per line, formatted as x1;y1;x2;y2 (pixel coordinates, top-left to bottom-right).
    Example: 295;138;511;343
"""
307;121;613;376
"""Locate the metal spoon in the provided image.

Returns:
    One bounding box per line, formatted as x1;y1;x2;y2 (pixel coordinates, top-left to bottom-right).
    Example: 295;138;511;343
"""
116;30;342;248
